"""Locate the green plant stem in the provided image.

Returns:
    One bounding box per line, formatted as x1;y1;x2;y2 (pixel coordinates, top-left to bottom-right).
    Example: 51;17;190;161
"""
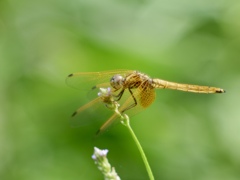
113;103;154;180
121;115;154;180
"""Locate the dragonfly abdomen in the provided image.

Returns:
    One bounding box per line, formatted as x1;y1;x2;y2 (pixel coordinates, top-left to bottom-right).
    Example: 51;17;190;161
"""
152;79;225;93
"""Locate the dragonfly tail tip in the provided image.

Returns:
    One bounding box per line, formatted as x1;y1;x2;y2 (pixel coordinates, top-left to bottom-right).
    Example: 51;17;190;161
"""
68;73;73;77
216;89;226;93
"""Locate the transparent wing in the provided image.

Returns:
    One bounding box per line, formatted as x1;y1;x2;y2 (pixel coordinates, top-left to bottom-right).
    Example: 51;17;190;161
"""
96;82;156;135
66;69;133;91
69;97;102;127
96;112;120;135
67;69;134;128
70;96;121;128
68;70;157;134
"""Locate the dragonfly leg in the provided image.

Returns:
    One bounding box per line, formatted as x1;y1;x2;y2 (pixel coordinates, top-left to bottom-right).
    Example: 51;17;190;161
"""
114;89;125;101
112;88;137;113
122;88;137;113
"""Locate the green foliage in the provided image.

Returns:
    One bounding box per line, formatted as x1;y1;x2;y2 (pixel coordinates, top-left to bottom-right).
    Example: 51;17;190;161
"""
1;0;239;179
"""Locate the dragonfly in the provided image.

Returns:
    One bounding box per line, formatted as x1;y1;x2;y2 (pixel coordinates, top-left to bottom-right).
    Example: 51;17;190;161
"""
66;70;225;135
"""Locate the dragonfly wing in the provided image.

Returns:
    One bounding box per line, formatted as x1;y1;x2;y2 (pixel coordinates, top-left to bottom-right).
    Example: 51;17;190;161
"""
96;113;120;135
95;87;149;135
66;70;133;91
96;86;156;135
70;97;102;127
138;85;156;108
117;81;156;115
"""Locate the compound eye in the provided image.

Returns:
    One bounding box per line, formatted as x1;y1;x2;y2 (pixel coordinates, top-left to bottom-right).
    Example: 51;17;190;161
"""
110;77;115;83
110;74;123;89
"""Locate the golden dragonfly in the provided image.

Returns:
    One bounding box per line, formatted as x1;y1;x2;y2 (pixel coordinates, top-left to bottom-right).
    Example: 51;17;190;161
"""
66;70;225;134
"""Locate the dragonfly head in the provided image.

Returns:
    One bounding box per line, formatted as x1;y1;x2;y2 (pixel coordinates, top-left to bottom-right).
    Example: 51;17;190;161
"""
110;74;124;90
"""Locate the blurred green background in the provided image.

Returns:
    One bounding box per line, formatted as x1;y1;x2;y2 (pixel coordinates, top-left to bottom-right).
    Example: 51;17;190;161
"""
1;0;240;179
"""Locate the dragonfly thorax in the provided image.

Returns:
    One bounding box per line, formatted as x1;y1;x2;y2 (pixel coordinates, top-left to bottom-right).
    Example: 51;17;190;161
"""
110;74;124;90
